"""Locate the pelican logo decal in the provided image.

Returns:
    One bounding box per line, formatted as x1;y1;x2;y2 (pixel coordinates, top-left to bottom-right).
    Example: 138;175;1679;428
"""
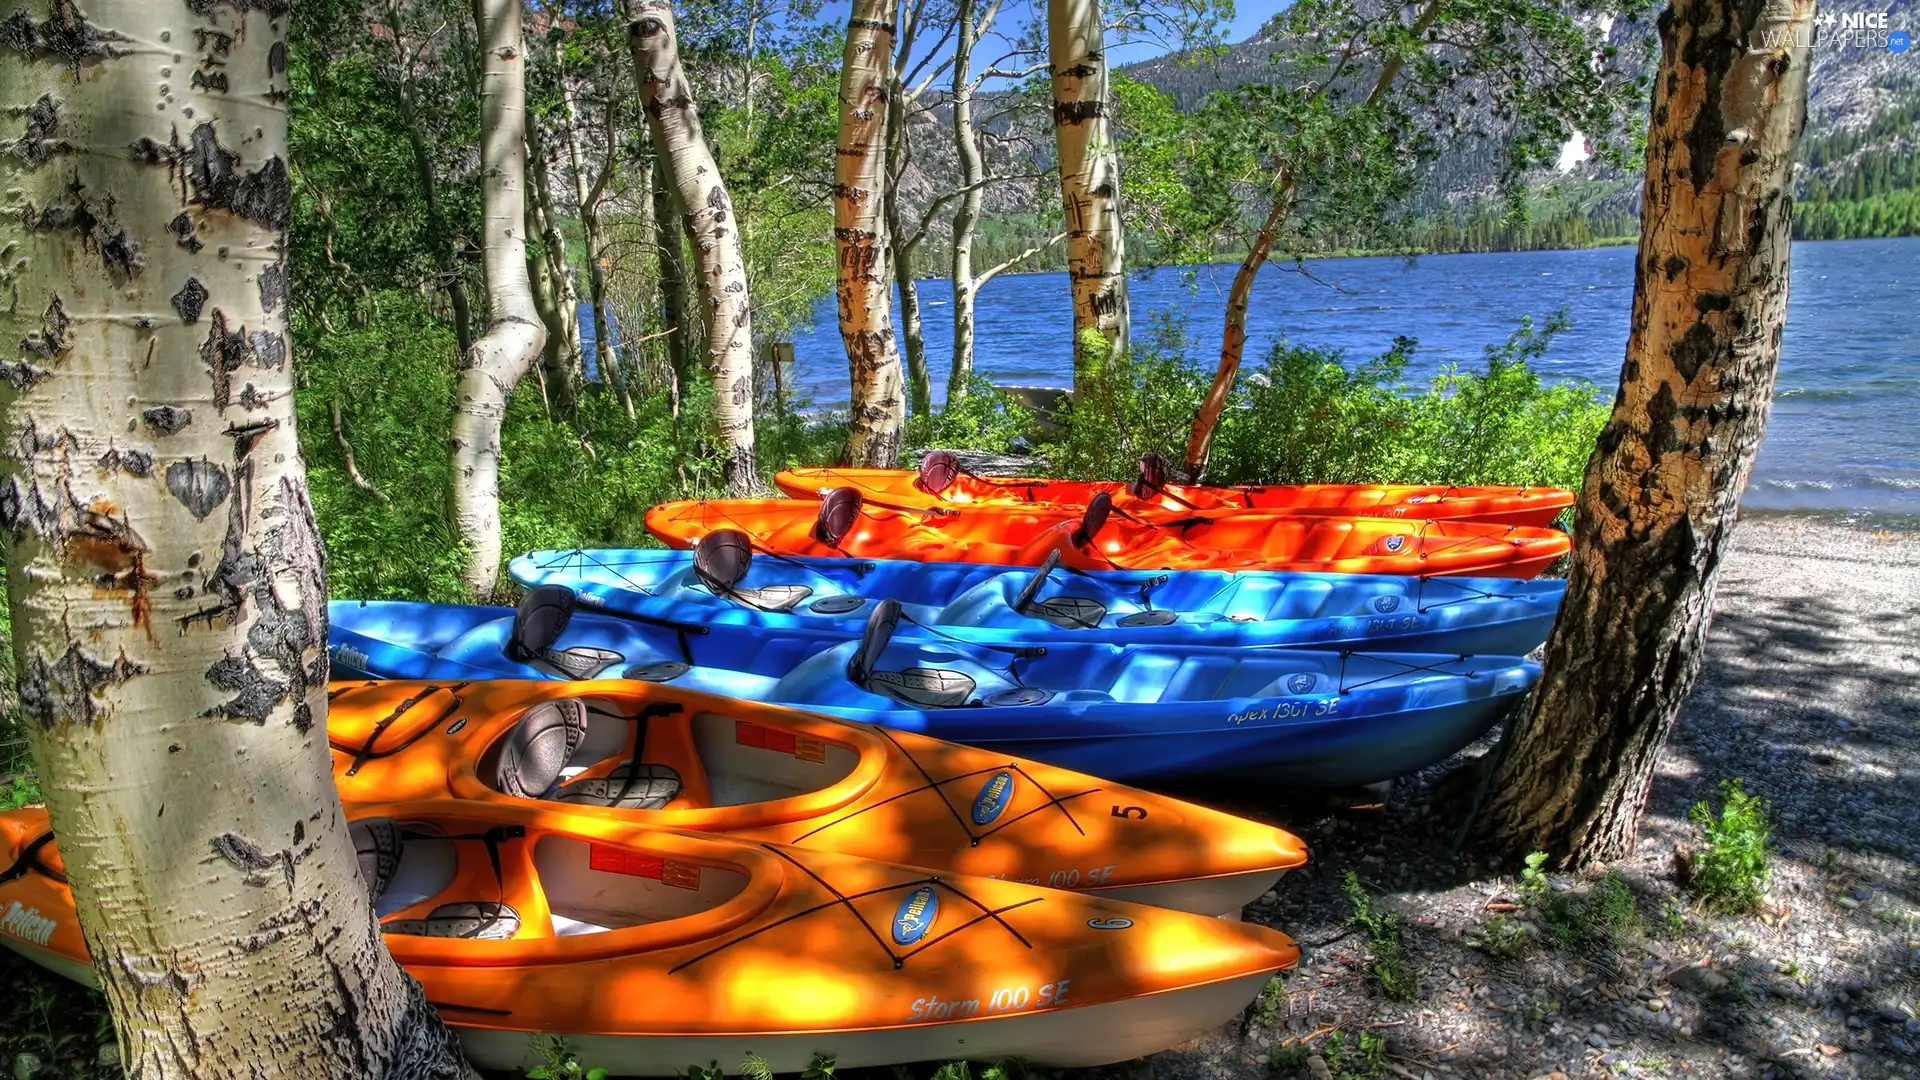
971;771;1015;826
1287;674;1317;695
329;643;371;674
1383;535;1407;553
893;886;939;946
2;901;57;947
1374;595;1401;614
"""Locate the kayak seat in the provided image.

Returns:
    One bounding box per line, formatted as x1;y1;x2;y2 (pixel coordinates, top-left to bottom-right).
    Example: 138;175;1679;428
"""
554;705;708;811
353;818;518;939
493;699;590;800
867;667;979;708
677;527;838;612
937;574;1116;630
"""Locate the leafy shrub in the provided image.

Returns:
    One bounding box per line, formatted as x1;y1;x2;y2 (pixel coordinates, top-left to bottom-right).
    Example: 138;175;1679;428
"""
1687;779;1773;913
906;374;1035;454
1045;309;1608;499
1512;851;1642;951
1342;872;1417;1001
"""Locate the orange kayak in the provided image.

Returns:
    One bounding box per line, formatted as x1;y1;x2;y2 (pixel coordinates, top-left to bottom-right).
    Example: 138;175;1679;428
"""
775;453;1575;529
3;801;1299;1072
646;489;1571;578
325;679;1307;915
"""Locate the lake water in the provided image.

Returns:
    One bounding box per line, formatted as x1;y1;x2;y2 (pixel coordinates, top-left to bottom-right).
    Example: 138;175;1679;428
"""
786;237;1920;519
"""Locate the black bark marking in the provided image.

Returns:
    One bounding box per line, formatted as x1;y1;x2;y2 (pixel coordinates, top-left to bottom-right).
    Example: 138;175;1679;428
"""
0;1;125;71
258;261;286;313
190;66;229;93
171;278;209;324
10;94;72;168
238;383;270;410
7;294;72;392
226;418;278;460
1693;291;1731;313
204;652;286;725
193;27;233;56
248;330;286;370
201;309;252;411
185;123;291;230
0;358;46;390
1670;320;1719;383
98;228;140;280
210;832;274;872
142;405;193;436
165;458;231;519
23;186;141;281
1662;254;1688;281
96;447;154;478
18;644;146;729
267;40;286;77
166;211;204;254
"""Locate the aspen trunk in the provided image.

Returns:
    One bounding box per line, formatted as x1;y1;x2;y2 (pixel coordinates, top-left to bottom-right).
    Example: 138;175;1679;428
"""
628;2;759;495
455;0;548;598
0;2;466;1074
651;163;693;402
526;124;584;410
1049;0;1128;374
1184;2;1439;476
1183;172;1292;478
947;0;985;406
1467;0;1816;865
834;0;907;466
884;62;930;421
560;80;631;419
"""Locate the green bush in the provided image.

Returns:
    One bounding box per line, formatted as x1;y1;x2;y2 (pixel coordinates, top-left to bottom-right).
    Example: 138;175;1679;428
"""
905;374;1035;454
1687;778;1773;913
1045;309;1608;497
1342;872;1418;1001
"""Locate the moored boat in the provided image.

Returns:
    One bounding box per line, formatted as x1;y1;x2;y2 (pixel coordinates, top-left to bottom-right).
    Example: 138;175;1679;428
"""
324;678;1309;915
511;531;1566;657
328;594;1540;786
776;452;1575;529
644;489;1571;579
1;801;1301;1072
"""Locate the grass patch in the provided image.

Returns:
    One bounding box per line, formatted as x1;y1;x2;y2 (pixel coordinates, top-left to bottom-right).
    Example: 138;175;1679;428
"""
0;951;114;1076
1342;873;1417;1001
1513;852;1642;952
1318;1031;1386;1080
1686;779;1773;913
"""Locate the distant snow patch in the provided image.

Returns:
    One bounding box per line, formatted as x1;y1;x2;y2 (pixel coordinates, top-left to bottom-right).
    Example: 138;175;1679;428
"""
1555;130;1592;173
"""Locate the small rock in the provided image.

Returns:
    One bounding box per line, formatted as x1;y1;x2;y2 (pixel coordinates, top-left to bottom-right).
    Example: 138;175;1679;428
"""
1646;997;1667;1010
1587;1032;1610;1049
1593;1022;1612;1036
1836;895;1861;910
12;1054;40;1080
1847;1014;1868;1029
1307;1055;1331;1079
98;1045;120;1067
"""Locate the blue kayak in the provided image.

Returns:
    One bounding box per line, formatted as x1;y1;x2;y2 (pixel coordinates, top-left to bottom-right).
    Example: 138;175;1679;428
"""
508;534;1564;657
328;592;1540;786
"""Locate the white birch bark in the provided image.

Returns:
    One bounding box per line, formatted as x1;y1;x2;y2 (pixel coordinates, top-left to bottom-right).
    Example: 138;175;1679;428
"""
454;0;547;598
526;121;584;414
1049;0;1129;371
0;1;466;1074
834;0;906;467
947;0;986;405
626;1;760;495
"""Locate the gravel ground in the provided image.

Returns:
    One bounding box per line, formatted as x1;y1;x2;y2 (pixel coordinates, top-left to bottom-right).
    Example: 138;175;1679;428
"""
1100;515;1920;1080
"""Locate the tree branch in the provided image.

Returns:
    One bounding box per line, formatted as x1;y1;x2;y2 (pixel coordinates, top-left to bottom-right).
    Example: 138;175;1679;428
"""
331;395;391;505
977;232;1065;287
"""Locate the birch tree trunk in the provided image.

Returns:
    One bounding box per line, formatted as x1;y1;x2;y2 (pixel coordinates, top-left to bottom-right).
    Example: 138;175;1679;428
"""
0;2;466;1074
560;79;631;419
627;2;759;495
526;122;583;410
947;0;986;406
1467;0;1816;865
383;0;474;359
1049;0;1128;374
1183;2;1438;478
835;0;907;466
884;54;930;421
651;162;693;406
453;0;547;598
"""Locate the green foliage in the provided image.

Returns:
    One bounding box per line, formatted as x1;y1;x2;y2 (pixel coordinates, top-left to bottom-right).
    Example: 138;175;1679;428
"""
1045;309;1605;496
800;1053;837;1080
907;376;1036;455
526;1035;609;1080
0;774;41;812
1511;852;1642;952
1342;873;1417;1002
1687;779;1773;914
1319;1030;1387;1080
0;950;114;1076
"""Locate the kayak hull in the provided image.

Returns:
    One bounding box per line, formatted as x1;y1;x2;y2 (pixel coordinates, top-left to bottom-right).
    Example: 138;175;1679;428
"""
328;600;1540;787
324;678;1308;915
644;498;1571;579
510;548;1566;658
453;969;1273;1072
775;467;1574;529
2;802;1300;1071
